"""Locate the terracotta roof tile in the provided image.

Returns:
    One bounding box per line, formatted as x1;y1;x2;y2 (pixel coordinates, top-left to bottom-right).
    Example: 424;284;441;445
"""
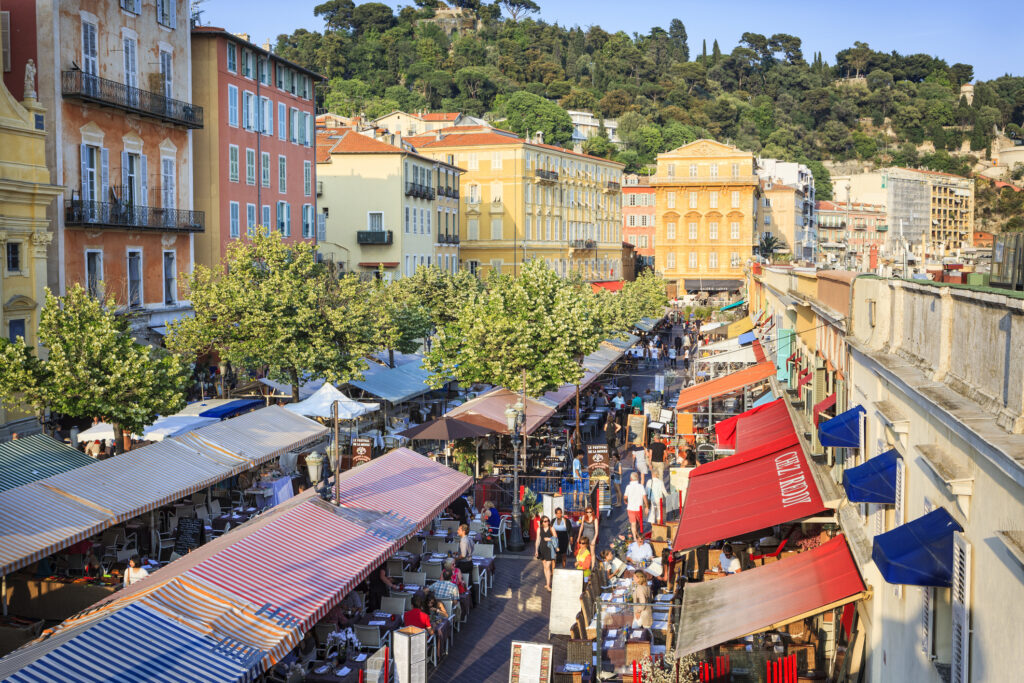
417;132;624;165
420;112;461;122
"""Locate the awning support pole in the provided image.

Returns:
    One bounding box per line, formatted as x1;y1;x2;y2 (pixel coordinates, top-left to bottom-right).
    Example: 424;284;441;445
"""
2;574;6;617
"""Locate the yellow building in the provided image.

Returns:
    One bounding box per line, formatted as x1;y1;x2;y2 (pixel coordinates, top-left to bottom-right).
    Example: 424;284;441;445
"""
651;140;758;294
760;180;803;255
0;62;63;435
414;129;625;279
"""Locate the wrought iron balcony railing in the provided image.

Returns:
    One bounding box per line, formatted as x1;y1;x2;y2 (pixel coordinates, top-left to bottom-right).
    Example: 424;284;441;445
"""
534;169;559;182
65;199;204;232
438;232;460;245
61;70;204;129
405;183;436;200
357;230;393;245
605;181;621;192
568;238;597;250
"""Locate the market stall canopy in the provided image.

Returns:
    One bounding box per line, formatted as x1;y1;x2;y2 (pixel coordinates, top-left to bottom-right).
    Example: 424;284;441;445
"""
737;331;757;346
843;449;901;504
813;393;837;426
872;507;963;587
732;398;799;458
714;399;786;450
398;416;496;440
347;360;434;404
700;322;724;333
675;362;777;411
591;280;624;292
139;415;219;441
448;388;556;436
75;422;115;442
726;316;753;338
0;435;95;492
675;536;867;657
695;345;758;365
0;450;472;682
257;377;326;400
819;405;866;448
752;391;776;408
719;299;746;312
0;407;326;576
194;398;264;420
634;316;663;332
284;383;379;420
685;279;743;292
673;425;825;551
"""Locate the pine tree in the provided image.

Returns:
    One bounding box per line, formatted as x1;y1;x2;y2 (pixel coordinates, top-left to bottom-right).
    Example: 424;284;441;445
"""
711;39;721;65
701;39;707;64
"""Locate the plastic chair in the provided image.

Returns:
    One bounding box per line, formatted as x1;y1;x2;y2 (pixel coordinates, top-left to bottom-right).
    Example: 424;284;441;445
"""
355;625;390;652
380;596;406;616
424;563;443;582
402;571;426;586
386;558;405;578
474;544;495;558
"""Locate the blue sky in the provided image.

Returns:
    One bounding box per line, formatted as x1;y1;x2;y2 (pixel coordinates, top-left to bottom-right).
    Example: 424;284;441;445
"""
198;0;1015;81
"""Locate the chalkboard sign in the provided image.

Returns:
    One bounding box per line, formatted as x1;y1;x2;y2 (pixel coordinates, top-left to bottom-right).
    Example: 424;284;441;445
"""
352;438;373;465
586;444;610;473
547;568;584;636
627;413;648;447
173;516;205;556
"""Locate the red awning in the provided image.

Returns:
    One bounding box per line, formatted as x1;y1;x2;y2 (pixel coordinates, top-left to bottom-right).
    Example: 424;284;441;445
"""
813;393;837;426
676;536;867;657
786;352;798;365
797;372;812;388
751;339;766;364
673;439;826;551
733;398;800;456
591;280;624;292
713;399;785;450
676;362;777;411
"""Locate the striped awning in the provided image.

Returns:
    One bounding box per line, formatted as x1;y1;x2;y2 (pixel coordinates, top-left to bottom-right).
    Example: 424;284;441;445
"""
0;434;95;492
176;406;327;465
2;604;257;683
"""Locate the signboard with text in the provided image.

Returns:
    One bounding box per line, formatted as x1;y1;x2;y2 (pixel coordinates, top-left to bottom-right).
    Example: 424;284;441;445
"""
586;444;610;476
352;438;373;465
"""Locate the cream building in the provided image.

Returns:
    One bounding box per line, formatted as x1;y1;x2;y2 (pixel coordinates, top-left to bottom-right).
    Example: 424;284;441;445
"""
315;128;461;278
414;129;625;280
0;56;63;436
652;140;759;295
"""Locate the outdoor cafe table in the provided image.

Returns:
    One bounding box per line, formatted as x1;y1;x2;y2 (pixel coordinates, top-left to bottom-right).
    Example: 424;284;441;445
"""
304;655;367;683
211;510;253;531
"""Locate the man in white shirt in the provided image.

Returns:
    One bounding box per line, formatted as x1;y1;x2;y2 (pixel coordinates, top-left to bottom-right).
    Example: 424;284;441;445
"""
624;471;648;542
716;544;742;574
611;392;626;411
627;536;654;566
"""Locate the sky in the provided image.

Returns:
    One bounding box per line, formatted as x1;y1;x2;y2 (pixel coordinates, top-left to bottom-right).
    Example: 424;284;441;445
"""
198;0;1016;81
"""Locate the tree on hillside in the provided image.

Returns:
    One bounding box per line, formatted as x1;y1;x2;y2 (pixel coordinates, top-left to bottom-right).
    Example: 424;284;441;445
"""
502;90;573;147
166;231;375;403
500;0;540;22
0;285;189;449
668;19;689;62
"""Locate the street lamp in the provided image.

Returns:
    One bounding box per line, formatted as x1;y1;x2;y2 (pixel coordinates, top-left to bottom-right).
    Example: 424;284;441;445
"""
504;398;526;551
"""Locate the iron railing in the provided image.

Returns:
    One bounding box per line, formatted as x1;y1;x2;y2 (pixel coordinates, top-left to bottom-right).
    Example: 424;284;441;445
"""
61;71;204;129
605;181;621;192
535;169;559;182
438;232;460;245
65;199;205;232
405;182;435;200
357;230;393;245
568;239;597;250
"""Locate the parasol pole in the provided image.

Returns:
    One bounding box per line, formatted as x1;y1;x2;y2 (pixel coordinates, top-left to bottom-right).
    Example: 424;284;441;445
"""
333;400;341;504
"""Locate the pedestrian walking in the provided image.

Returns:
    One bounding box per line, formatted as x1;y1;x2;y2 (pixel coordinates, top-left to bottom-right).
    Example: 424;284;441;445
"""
633;445;649;486
535;516;556;591
552;508;572;568
610;452;623;506
624;472;648;542
668;347;677;368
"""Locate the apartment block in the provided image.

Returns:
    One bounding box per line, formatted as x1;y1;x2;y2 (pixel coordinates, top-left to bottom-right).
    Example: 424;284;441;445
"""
622;174;655;270
190;28;322;269
414;129;625;280
816;199;887;268
652;139;759;295
757;158;816;260
315;128;462;279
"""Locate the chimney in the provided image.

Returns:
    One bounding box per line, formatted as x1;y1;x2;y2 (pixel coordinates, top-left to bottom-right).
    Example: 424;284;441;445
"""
263;40;272;52
233;32;251;42
533;130;544;144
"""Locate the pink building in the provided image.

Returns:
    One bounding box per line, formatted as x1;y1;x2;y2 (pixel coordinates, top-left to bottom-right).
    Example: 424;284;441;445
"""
816;199;887;266
622;174;655;270
190;27;323;270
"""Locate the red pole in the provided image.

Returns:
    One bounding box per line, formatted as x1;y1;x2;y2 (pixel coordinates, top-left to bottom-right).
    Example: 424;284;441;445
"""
632;660;639;683
659;499;664;524
358;671;363;683
791;653;798;682
766;661;771;683
384;645;389;683
678;491;683;517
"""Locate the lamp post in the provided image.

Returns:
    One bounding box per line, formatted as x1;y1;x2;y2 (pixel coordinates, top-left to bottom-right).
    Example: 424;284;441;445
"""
504;398;526;551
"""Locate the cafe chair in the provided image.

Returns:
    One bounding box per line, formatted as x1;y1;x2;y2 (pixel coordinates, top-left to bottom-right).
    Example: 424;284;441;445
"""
210;522;231;539
440;599;461;631
425;538;445;554
402;539;423;554
424;563;444;583
474;543;495;558
495;517;510;553
208;499;223;517
155;533;176;563
469;520;484;534
385;558;405;579
380;596;406;617
442;541;460;555
193;491;207;506
354;625;390;652
403;571;426;587
441;520;459;535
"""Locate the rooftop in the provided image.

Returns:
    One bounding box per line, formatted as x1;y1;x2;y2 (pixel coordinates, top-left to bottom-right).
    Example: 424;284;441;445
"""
414;131;624;165
191;27;325;80
316;129;462;169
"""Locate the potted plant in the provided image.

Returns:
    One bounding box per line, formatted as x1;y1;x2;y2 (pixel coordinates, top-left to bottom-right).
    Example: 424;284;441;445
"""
449;438;477;476
521;488;544;541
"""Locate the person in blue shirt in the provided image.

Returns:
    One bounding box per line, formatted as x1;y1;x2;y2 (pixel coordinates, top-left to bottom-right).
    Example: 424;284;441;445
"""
630;392;643;413
483;499;501;534
571;450;584;509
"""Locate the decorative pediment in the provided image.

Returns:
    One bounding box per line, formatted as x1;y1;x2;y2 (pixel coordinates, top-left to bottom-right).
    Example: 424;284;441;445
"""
4;294;38;312
667;139;739;157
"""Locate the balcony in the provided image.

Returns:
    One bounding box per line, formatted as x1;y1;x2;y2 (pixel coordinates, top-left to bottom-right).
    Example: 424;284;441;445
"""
534;169;559;183
438;186;459;199
357;230;393;245
65;199;204;232
438;232;460;245
61;71;203;129
604;181;621;193
405;182;436;200
568;239;597;250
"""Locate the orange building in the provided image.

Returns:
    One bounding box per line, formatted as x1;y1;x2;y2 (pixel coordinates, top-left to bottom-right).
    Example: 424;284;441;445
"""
190;28;323;269
16;0;201;343
622;174;655;270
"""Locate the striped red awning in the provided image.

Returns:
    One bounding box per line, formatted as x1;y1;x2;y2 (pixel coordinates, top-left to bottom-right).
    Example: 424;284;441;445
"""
813;393;837;426
797;372;812;388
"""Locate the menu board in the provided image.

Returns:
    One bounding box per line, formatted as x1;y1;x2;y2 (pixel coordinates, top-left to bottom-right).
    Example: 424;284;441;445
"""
586;444;610;473
627;413;648;447
509;641;553;683
173;517;205;556
547;568;584;636
352;437;373;465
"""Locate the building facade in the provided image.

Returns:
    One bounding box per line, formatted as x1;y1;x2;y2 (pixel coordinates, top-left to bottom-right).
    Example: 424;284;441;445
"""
816;199;887;269
18;0;201;343
622;174;655;270
758;180;803;258
315;127;461;279
0;26;63;436
652;139;759;295
567;110;620;152
757;158;815;260
415;129;625;280
190;28;322;270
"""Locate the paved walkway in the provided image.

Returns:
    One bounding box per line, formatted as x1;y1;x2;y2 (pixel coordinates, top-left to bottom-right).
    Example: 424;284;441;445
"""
433;323;690;681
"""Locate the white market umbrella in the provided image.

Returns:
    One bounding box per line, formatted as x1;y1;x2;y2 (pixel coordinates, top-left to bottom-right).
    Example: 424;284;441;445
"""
284;383;380;419
138;415;219;441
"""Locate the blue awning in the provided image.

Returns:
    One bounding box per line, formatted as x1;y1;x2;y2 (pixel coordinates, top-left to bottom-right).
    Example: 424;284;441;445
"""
752;391;776;408
843;449;900;503
738;331;756;345
198;399;264;420
720;300;746;311
819;405;866;448
872;507;963;587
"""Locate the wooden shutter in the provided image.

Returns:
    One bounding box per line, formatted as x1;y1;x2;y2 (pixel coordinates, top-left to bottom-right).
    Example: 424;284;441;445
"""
893;457;905;598
920;586;933;656
121;151;129;199
951;533;971;683
139;155;148;205
80;144;90;200
168;0;176;29
100;148;109;202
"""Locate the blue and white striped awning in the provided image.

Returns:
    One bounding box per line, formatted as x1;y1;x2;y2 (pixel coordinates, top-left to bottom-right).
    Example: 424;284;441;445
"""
2;603;258;683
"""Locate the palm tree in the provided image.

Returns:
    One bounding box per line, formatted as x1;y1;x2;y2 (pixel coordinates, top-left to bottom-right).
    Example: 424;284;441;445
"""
758;233;781;259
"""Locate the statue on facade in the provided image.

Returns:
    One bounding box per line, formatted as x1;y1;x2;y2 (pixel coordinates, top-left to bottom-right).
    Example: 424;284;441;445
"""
24;59;36;100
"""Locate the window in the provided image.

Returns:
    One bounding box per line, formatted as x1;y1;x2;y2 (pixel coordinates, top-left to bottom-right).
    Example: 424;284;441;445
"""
689;192;698;209
468;153;478;170
688;251;697;269
628;193;636;207
7;319;25;343
226;43;237;73
731;191;740;208
731;163;740;178
666;192;675;209
289;108;298;143
241;50;252;78
666;222;676;240
302;204;313;238
246;203;256;235
666;251;675;268
467;219;479;241
709;191;718;209
159;49;172;100
278;155;287;193
304;112;312;146
709;164;718;178
689;222;698;240
627;215;636;227
258;57;269;85
245;148;256;185
85;250;103;298
667;163;675;177
122;37;138;95
275;63;283;89
731;251;740;268
261;151;271;187
229;201;240;238
425;210;431;236
81;21;98;100
492;151;502;169
156;0;176;28
227;85;238;127
297;111;306;146
278;102;286;139
120;0;141;13
468;184;480;203
161;157;176;210
731;221;740;240
404;206;410;233
368;212;383;231
709;222;718;240
491;182;503;204
525;215;533;240
303;161;311;196
262;205;271;232
951;533;971;683
764;215;771;226
242;91;253;129
277;201;289;235
5;242;19;272
689;164;697;178
412;208;418;233
228;145;239;182
709;252;718;269
162;250;176;305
